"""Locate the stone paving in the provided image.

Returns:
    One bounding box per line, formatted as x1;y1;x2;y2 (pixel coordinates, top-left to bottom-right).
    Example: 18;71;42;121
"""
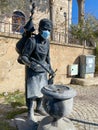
0;84;98;130
11;84;98;130
68;84;98;130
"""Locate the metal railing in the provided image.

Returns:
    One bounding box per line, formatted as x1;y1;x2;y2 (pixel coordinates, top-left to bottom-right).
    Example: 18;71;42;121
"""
0;20;96;47
0;20;66;42
53;30;65;43
0;21;25;37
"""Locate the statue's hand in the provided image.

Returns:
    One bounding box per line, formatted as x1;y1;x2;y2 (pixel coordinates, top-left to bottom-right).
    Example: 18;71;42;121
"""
29;62;37;70
49;68;55;77
48;69;55;85
48;77;54;85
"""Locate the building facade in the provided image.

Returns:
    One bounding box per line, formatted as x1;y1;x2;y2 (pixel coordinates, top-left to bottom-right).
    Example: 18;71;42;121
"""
0;0;73;42
32;0;72;31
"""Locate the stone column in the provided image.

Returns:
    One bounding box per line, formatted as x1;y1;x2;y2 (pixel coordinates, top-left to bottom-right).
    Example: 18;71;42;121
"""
49;0;55;41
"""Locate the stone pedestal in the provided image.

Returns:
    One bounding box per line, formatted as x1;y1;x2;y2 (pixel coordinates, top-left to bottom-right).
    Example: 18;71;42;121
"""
38;116;76;130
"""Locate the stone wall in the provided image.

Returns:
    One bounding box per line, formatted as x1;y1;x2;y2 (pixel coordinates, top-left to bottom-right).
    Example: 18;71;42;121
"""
0;35;95;93
33;0;72;30
0;35;25;93
51;42;95;84
32;0;72;43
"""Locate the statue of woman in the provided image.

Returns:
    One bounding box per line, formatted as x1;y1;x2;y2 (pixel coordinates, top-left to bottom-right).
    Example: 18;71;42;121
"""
21;18;54;122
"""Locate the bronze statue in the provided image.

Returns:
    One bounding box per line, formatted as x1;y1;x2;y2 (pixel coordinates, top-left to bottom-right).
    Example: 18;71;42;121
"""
16;2;54;122
21;18;54;122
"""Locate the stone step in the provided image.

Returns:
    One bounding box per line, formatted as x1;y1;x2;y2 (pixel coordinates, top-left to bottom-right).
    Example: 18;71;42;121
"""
71;77;98;86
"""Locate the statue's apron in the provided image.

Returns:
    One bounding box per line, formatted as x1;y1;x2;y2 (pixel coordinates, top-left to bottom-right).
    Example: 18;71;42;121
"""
25;39;48;99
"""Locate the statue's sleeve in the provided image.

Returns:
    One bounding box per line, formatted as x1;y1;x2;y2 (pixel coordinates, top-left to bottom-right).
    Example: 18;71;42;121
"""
22;37;35;57
46;40;50;64
46;40;54;74
46;43;53;72
21;37;35;67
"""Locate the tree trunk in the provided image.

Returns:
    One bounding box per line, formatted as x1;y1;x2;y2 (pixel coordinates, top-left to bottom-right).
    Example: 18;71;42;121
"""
49;0;55;40
77;0;85;25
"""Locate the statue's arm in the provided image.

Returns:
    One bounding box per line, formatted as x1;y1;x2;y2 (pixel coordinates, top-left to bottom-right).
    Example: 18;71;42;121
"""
21;38;35;67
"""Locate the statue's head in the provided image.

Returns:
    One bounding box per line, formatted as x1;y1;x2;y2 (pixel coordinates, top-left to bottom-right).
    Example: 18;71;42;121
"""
38;18;53;39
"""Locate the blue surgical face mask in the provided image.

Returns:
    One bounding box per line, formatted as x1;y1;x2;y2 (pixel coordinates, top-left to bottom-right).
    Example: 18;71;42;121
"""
41;30;50;39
